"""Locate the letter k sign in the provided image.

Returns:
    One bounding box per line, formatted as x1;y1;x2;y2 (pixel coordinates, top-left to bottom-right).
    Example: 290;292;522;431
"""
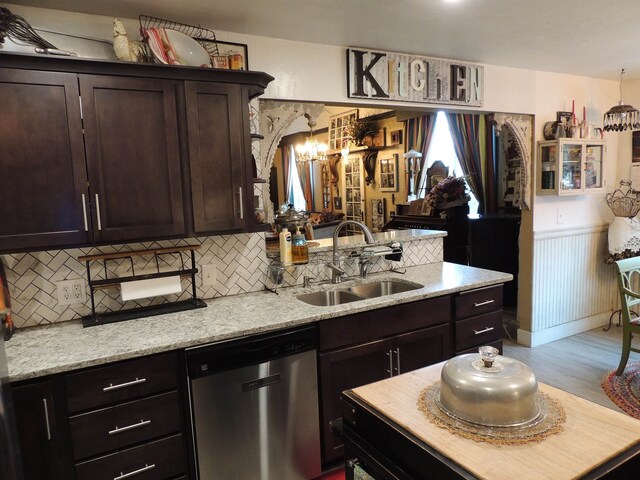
350;50;390;98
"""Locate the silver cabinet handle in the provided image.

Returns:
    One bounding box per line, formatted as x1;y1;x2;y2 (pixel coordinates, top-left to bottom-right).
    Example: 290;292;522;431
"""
42;398;52;441
238;187;244;219
385;350;393;378
393;347;401;375
474;299;495;307
113;463;156;480
102;377;146;392
81;194;89;231
95;193;102;230
473;326;495;335
108;419;151;436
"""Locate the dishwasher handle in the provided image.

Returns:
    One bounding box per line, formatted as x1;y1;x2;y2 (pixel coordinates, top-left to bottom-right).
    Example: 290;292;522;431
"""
242;373;281;391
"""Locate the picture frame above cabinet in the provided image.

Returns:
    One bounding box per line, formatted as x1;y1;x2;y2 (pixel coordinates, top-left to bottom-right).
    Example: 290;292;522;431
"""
537;139;605;195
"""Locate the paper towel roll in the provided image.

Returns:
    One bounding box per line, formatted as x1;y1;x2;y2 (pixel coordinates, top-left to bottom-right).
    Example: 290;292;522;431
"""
120;276;182;301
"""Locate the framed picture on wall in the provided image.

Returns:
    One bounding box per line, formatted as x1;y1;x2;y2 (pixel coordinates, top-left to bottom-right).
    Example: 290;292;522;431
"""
370;198;386;232
328;109;358;151
389;129;403;146
213;40;249;70
379;154;398;192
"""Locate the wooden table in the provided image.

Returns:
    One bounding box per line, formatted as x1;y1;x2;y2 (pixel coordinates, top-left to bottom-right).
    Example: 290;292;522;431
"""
340;362;640;480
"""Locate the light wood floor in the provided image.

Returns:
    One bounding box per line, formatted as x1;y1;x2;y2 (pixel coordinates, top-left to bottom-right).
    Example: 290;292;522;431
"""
503;322;640;412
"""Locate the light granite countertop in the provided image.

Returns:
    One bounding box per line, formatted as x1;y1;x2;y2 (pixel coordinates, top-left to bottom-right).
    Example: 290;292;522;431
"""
6;262;512;382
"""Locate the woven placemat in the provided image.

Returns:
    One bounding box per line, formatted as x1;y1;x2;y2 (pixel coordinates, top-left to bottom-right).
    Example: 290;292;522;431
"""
417;382;566;445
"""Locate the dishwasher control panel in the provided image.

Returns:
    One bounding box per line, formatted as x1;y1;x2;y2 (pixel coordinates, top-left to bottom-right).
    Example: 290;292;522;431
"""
186;326;317;379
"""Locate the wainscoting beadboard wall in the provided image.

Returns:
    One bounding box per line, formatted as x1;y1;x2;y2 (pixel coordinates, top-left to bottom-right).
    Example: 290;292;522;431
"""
521;225;618;346
1;233;269;329
2;233;443;329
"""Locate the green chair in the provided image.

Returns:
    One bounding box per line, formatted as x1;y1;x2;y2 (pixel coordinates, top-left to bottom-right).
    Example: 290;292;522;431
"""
614;257;640;375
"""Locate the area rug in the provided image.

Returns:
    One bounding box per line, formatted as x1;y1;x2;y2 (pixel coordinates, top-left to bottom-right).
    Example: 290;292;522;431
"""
601;361;640;420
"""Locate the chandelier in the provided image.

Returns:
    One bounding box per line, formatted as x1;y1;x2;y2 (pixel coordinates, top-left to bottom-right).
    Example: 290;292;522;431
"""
295;113;328;163
603;68;640;132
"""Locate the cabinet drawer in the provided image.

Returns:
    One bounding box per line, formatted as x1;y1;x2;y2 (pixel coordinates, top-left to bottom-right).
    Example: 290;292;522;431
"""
75;433;186;480
69;391;182;460
455;311;503;351
455;285;503;319
65;352;178;413
319;295;451;351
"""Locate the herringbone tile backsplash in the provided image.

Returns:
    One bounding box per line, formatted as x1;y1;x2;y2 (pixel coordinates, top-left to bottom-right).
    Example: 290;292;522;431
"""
1;233;269;329
2;234;441;329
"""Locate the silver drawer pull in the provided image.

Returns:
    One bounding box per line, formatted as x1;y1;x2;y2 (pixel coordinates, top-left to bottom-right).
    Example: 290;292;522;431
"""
474;299;495;307
102;377;147;392
113;463;155;480
108;419;151;436
42;398;52;441
473;326;495;335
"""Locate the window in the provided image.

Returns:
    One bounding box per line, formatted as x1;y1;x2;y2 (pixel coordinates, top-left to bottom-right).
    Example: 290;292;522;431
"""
420;111;478;216
287;146;308;211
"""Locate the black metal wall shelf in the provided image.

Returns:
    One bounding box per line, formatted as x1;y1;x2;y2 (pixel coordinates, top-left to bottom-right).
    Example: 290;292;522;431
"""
78;245;206;327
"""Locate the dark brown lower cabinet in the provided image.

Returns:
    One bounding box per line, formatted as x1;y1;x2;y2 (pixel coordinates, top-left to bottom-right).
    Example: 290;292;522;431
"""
12;378;74;480
74;434;186;480
318;323;451;464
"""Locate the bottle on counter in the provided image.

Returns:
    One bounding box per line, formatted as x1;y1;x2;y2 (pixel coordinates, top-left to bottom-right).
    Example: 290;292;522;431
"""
291;227;309;265
279;227;292;264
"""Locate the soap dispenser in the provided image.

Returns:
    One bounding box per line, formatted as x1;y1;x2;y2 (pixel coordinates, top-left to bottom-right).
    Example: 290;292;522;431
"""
279;227;292;264
291;227;309;265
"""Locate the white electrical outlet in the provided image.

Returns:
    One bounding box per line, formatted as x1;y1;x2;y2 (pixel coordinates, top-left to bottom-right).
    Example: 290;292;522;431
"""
56;279;86;306
557;210;565;224
202;264;217;287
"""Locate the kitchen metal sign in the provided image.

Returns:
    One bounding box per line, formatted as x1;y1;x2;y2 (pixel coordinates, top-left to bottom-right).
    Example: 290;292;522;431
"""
347;48;483;107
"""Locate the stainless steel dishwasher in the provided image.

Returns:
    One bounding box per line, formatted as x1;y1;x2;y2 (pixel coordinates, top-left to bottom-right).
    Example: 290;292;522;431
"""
186;326;321;479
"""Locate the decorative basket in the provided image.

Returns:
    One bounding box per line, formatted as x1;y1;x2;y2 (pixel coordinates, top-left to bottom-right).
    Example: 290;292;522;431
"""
606;180;640;218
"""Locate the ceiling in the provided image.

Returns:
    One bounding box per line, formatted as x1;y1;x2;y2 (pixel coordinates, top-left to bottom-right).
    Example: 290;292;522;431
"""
7;0;640;80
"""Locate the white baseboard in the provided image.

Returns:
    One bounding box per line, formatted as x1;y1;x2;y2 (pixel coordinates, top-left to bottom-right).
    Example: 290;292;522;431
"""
516;312;612;347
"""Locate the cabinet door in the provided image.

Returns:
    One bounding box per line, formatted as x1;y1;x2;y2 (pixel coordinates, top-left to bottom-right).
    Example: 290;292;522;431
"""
12;378;74;480
185;82;248;232
559;141;583;193
318;338;388;464
391;324;451;375
80;75;185;243
0;69;90;252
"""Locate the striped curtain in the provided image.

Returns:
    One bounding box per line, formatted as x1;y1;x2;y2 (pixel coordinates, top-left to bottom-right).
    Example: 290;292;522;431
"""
404;114;436;196
282;145;292;204
296;158;314;211
446;113;487;214
484;117;498;214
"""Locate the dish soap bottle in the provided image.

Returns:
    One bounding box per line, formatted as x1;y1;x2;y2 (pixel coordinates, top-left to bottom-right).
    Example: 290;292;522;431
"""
279;227;292;265
291;227;309;265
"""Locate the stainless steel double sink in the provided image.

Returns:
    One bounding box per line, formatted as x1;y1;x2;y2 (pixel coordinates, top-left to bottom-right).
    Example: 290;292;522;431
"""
296;279;423;306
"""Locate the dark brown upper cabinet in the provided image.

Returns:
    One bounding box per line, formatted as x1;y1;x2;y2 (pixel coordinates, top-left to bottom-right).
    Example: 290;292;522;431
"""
0;68;91;251
185;81;249;233
80;75;185;243
0;53;273;253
